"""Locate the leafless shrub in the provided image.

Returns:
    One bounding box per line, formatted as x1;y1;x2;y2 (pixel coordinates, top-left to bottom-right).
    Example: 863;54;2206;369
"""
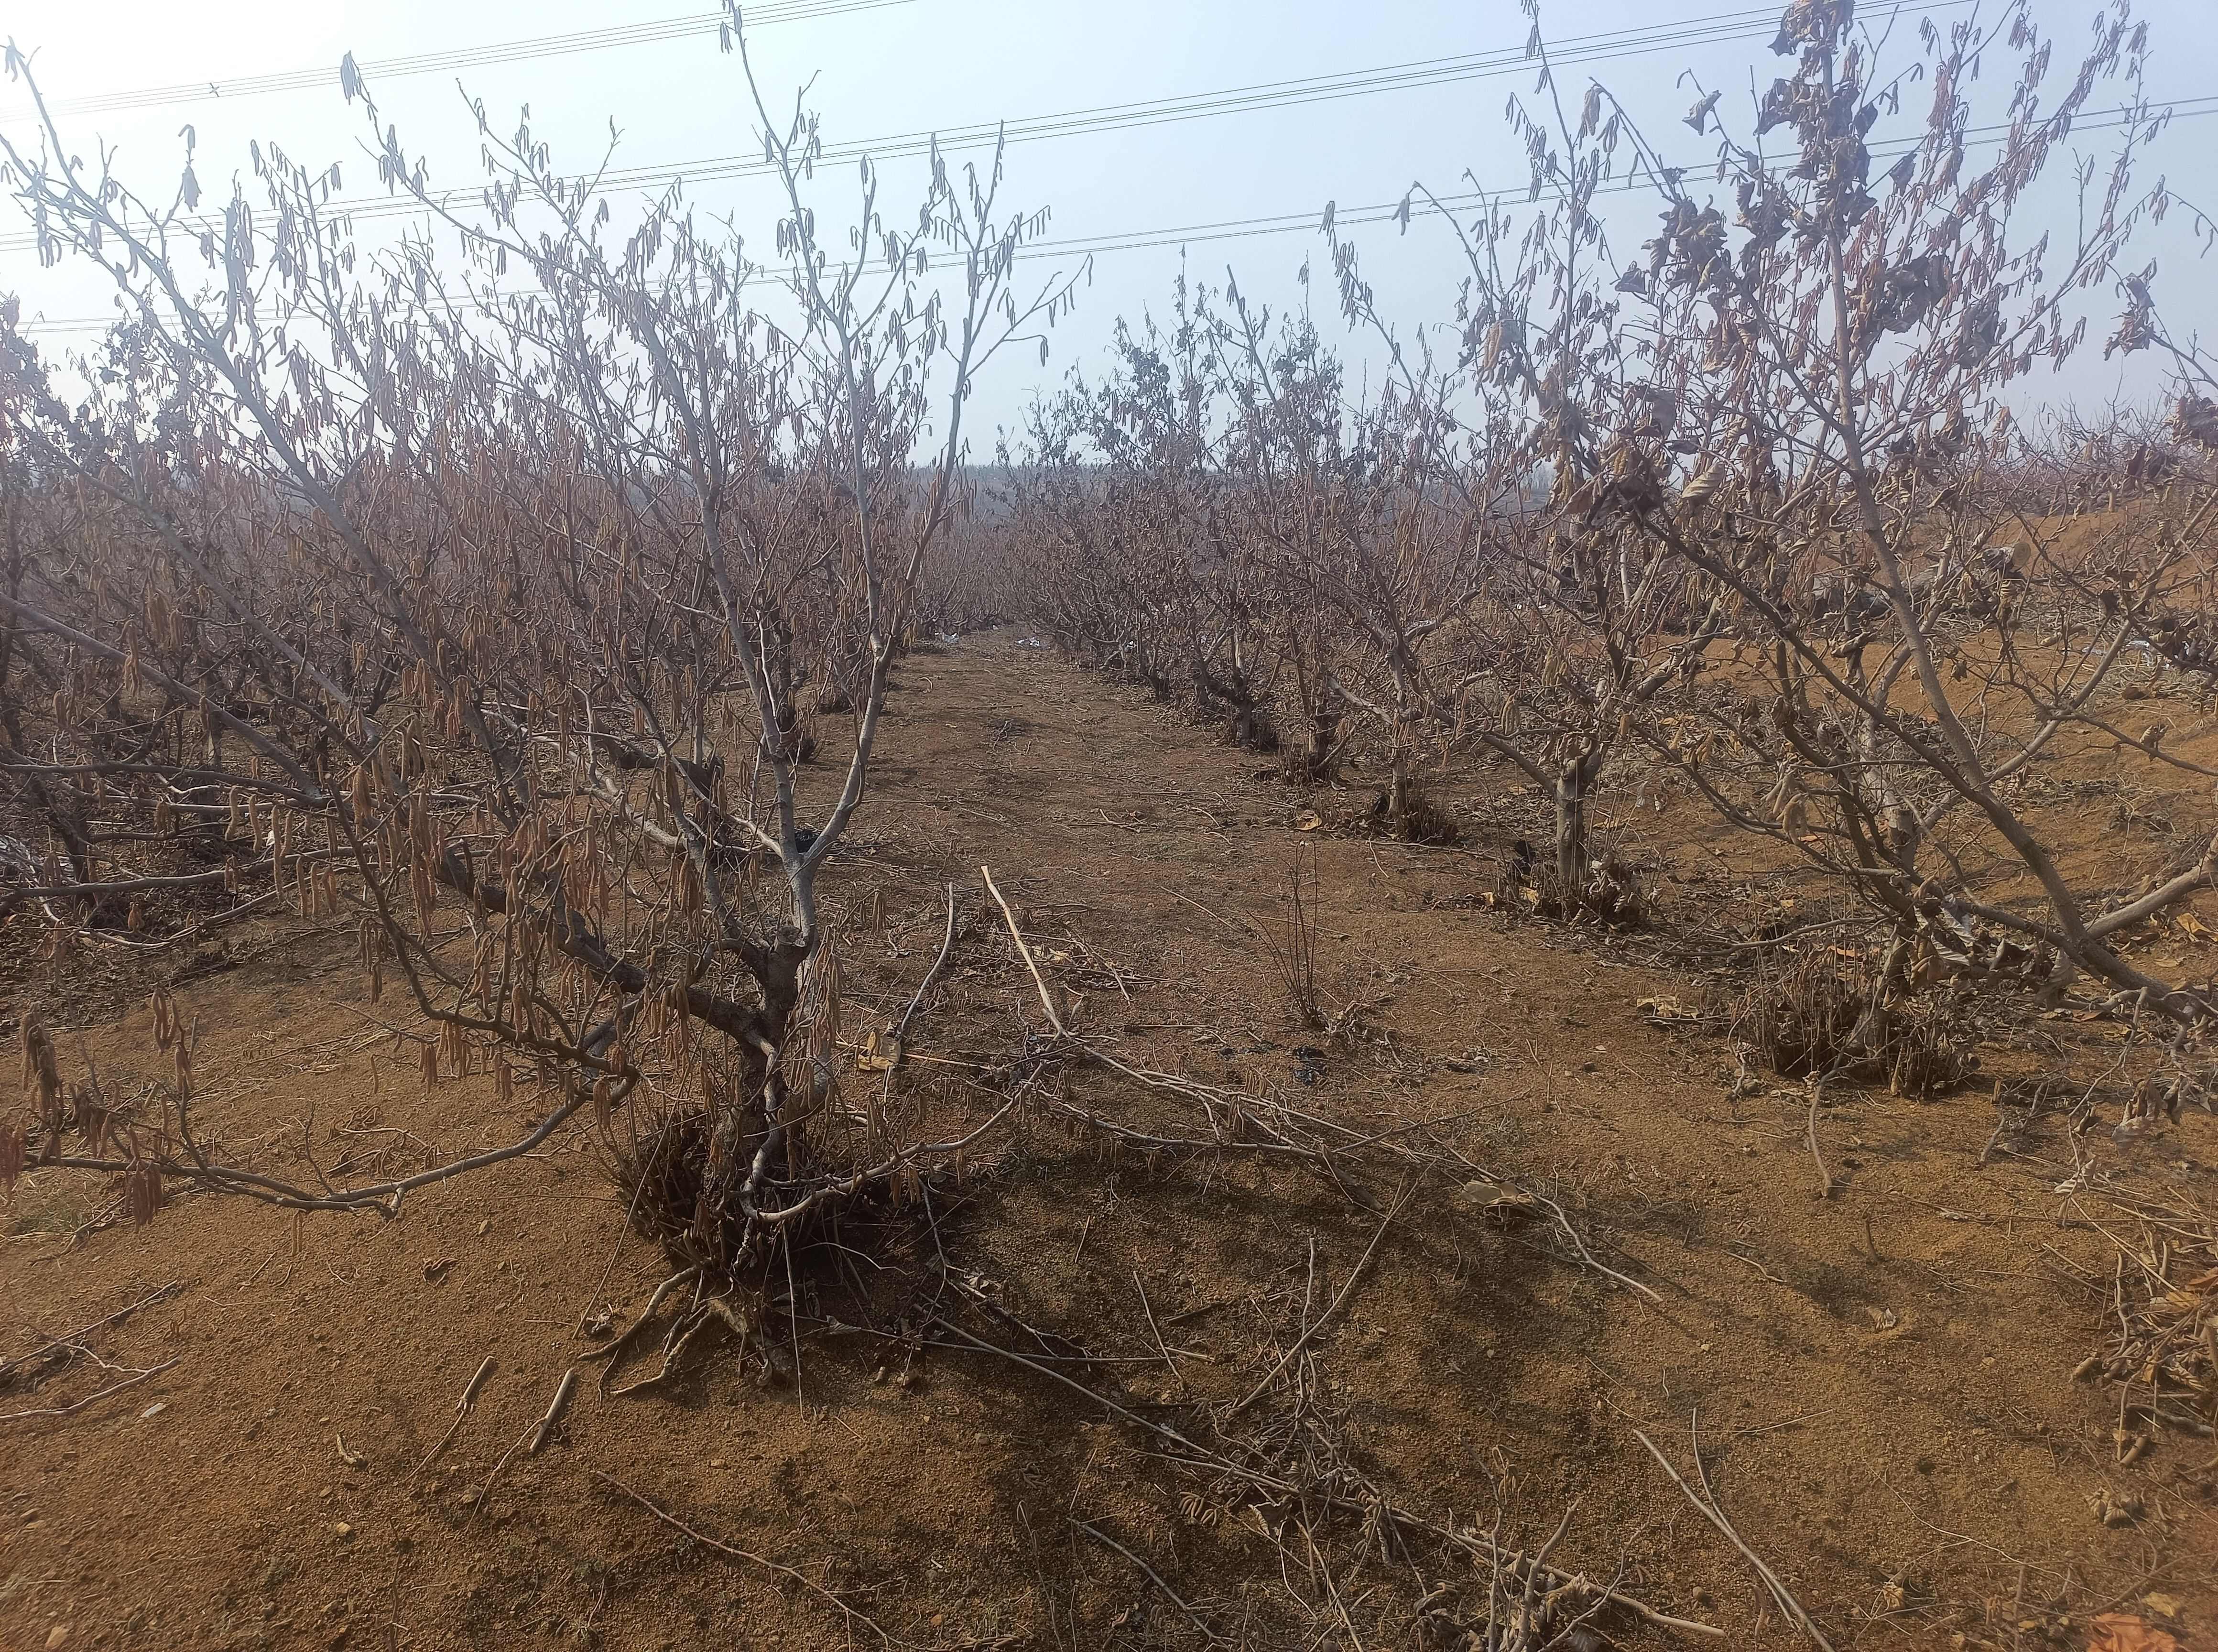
1584;0;2218;1022
1256;849;1324;1030
1495;836;1645;928
1723;949;1976;1097
0;17;1082;1326
2071;1185;2214;1465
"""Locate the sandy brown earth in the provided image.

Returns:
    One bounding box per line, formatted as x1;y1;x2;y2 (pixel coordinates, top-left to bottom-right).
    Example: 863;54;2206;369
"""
2;634;2213;1652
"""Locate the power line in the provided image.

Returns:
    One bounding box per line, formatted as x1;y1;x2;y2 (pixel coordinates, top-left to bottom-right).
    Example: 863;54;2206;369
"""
25;91;2209;340
1001;97;2218;266
0;0;913;120
0;0;1979;261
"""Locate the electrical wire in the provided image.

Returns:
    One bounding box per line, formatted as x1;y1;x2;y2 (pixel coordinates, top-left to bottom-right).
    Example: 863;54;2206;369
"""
26;85;2211;341
0;0;1982;262
4;0;913;120
13;2;2205;339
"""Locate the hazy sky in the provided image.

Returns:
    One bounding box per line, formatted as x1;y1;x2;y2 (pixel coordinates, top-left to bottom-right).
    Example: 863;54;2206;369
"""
3;0;2214;443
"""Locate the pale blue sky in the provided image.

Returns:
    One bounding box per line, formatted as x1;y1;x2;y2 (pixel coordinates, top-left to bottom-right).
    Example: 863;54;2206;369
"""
3;0;2213;440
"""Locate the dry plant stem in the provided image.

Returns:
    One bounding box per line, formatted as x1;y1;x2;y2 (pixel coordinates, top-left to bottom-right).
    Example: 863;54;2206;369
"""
591;1470;892;1645
0;1280;182;1382
1069;1517;1225;1644
608;1307;721;1399
1302;1519;1370;1651
472;1419;536;1525
411;1354;496;1480
46;1078;606;1215
1230;1182;1411;1415
527;1366;576;1454
473;1367;576;1522
581;1267;700;1389
1259;850;1323;1029
1442;1145;1664;1305
1480;1504;1579;1649
0;1355;180;1424
892;882;960;1046
1133;1269;1185;1391
1807;1087;1837;1201
983;863;1065;1036
1632;1424;1836;1652
932;1316;1719;1639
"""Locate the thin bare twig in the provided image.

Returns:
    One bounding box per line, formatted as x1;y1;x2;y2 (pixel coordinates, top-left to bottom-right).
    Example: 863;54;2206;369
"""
527;1366;576;1453
1230;1180;1412;1414
892;880;960;1045
1807;1084;1837;1200
983;863;1066;1036
937;1317;1720;1639
0;1356;180;1424
592;1469;892;1644
1133;1269;1185;1392
1070;1516;1225;1644
1633;1419;1836;1652
0;1280;183;1382
411;1354;495;1479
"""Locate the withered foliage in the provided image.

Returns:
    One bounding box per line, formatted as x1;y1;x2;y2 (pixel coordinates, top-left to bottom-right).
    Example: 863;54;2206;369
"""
0;21;1081;1310
997;0;2218;1059
1720;947;1977;1098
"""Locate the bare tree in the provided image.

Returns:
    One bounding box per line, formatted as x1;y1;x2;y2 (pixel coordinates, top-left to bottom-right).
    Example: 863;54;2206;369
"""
0;17;1081;1324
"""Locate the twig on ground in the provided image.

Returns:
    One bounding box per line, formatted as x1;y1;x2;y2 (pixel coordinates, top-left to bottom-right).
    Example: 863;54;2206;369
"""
0;1356;180;1424
607;1307;718;1399
1071;1516;1225;1644
1440;1142;1664;1304
413;1354;495;1479
1633;1417;1836;1652
592;1469;892;1644
1231;1181;1412;1414
983;863;1066;1035
0;1280;183;1384
1133;1269;1185;1392
473;1366;578;1523
473;1427;533;1523
580;1266;699;1389
935;1316;1719;1639
527;1366;576;1453
892;881;960;1046
1807;1084;1837;1200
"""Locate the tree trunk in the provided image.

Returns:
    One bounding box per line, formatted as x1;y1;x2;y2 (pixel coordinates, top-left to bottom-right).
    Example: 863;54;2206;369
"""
1302;704;1340;780
1554;746;1601;912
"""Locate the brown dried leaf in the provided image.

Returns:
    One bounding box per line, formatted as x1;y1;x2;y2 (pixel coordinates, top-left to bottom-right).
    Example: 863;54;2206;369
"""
2088;1614;2180;1652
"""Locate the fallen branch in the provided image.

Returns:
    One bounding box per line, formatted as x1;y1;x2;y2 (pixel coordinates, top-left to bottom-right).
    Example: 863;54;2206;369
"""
581;1267;700;1390
932;1316;1720;1640
0;1356;180;1424
1071;1516;1226;1645
983;863;1065;1036
1230;1180;1411;1414
44;1079;604;1216
473;1366;576;1523
413;1354;496;1479
1807;1086;1837;1201
527;1366;576;1453
0;1279;183;1384
1633;1419;1835;1652
892;881;960;1046
1132;1269;1185;1392
592;1469;892;1644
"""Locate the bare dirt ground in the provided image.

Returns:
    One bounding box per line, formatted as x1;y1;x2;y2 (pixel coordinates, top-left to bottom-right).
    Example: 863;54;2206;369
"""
3;634;2213;1652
